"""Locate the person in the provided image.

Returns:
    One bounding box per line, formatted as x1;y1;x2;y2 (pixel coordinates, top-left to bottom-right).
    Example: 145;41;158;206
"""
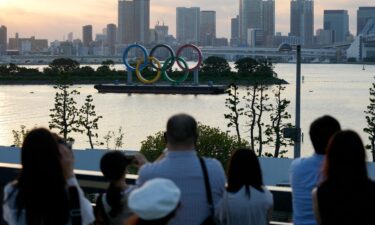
126;178;181;225
2;128;95;225
290;115;341;225
95;151;134;225
216;148;273;225
312;131;375;225
137;113;226;225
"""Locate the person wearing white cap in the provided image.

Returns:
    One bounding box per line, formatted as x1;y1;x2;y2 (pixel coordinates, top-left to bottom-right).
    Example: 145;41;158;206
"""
126;178;181;225
137;114;226;225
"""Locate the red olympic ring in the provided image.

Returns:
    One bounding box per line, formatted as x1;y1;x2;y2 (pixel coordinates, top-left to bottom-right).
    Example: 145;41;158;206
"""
176;44;203;72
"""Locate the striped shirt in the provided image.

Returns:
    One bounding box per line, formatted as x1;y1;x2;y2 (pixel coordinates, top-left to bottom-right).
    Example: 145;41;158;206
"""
137;150;226;225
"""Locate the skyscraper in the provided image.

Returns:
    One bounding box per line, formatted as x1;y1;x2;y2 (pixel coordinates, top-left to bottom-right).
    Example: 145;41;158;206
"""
82;25;93;47
357;7;375;35
67;32;73;42
0;25;7;54
176;7;200;44
239;0;262;46
155;22;169;43
200;11;216;46
262;0;275;46
324;10;349;43
118;0;150;44
107;24;117;55
290;0;314;46
231;15;240;46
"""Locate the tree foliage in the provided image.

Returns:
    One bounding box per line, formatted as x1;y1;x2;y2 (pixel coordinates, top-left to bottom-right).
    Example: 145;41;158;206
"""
49;58;80;74
235;57;276;77
12;125;30;147
265;84;293;157
78;95;103;149
140;124;247;168
201;56;231;74
49;85;81;141
364;78;375;162
224;84;244;144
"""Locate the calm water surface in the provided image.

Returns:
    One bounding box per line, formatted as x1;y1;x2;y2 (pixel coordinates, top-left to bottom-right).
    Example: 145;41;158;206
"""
1;63;374;158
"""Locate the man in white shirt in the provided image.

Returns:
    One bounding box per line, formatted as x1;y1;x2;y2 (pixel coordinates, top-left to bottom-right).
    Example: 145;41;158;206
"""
290;115;341;225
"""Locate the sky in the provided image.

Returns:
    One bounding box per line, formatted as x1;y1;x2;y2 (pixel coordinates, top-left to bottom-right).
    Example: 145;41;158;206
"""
0;0;374;41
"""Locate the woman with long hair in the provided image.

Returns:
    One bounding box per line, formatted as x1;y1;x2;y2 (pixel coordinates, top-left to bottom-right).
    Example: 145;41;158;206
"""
216;148;273;225
3;128;95;225
312;130;375;225
95;151;134;225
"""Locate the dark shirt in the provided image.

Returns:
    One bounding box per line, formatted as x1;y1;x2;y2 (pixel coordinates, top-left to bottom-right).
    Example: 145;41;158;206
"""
317;179;375;225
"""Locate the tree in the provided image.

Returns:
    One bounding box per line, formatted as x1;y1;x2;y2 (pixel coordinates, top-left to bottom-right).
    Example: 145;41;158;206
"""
12;125;30;147
255;59;277;77
244;84;259;150
49;85;81;141
255;84;272;156
265;84;293;157
364;78;375;162
78;66;95;76
78;95;103;149
101;60;115;67
201;56;231;74
235;57;259;75
140;124;248;168
224;84;244;144
103;127;125;150
49;58;80;74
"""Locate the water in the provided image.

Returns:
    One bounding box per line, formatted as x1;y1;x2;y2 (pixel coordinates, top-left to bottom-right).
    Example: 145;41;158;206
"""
0;63;374;158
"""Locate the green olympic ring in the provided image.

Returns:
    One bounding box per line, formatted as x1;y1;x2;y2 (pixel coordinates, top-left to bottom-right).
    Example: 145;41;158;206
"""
161;57;190;84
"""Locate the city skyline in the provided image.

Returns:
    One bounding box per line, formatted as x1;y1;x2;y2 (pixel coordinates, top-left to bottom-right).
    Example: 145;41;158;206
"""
0;0;374;41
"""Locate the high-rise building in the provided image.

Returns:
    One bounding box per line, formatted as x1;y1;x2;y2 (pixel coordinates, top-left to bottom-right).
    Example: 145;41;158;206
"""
118;0;150;44
357;7;375;35
176;7;200;44
262;0;275;46
324;10;349;43
316;29;334;46
0;25;7;54
107;24;117;55
290;0;314;46
239;0;262;46
155;22;169;43
82;25;93;47
200;11;216;46
67;32;73;42
231;15;240;46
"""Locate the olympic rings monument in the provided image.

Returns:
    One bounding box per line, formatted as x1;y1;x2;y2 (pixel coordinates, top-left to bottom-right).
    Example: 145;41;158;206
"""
94;44;226;95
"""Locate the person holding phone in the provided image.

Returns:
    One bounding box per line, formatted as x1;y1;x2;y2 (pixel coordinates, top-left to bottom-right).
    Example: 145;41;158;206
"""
3;128;95;225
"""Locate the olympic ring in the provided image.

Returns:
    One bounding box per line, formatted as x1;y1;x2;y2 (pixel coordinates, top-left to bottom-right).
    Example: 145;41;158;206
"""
149;44;176;71
122;44;149;72
135;56;162;84
162;57;189;84
176;44;202;71
122;44;203;84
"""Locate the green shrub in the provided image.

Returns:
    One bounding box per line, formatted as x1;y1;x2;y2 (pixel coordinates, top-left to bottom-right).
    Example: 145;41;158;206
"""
140;124;248;168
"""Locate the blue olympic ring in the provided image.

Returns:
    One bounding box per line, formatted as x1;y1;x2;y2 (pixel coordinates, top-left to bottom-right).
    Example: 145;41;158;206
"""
122;44;149;72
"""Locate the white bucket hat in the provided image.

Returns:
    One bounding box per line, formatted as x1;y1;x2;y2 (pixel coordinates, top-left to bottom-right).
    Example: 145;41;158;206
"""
128;178;181;220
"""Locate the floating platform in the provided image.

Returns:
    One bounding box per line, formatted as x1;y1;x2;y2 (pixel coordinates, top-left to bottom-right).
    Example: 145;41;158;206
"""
94;84;227;95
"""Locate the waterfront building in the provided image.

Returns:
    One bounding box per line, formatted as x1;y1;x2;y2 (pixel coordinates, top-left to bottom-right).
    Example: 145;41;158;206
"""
239;0;262;46
176;7;200;44
200;11;216;46
247;28;264;47
0;25;7;54
290;0;314;46
213;38;229;47
106;24;117;55
118;0;150;44
273;33;301;46
67;32;73;42
8;35;48;54
262;0;275;47
155;22;169;44
357;7;375;35
315;29;334;46
82;25;93;47
231;15;240;46
324;10;349;43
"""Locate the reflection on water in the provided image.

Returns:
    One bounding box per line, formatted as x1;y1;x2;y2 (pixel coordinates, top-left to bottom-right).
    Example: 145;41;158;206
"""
1;63;374;158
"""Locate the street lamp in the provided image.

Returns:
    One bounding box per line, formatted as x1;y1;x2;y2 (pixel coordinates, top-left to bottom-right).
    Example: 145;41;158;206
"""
278;43;301;159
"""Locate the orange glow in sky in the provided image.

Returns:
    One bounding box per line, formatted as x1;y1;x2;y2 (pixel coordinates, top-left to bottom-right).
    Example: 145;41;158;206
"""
0;0;374;41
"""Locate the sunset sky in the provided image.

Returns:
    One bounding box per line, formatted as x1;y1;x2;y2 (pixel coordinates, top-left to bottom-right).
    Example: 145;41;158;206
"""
0;0;374;41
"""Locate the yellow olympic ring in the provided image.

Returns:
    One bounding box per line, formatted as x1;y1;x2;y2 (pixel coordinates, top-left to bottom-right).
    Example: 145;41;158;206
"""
135;56;162;84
